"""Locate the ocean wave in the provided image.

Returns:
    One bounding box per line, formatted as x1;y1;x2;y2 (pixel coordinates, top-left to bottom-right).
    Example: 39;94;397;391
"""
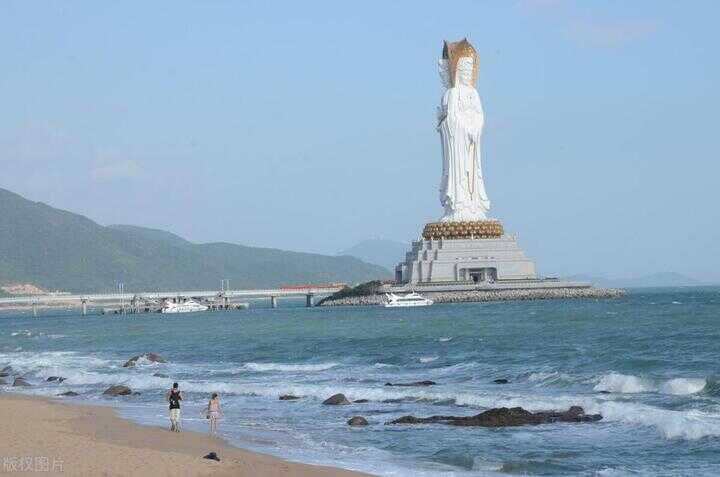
587;400;720;441
242;362;339;373
594;373;655;393
594;373;707;395
430;362;481;375
373;363;397;369
438;337;453;342
418;356;438;363
526;371;579;387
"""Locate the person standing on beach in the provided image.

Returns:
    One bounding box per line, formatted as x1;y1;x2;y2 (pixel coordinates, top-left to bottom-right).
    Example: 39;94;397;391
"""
166;382;183;432
206;393;222;435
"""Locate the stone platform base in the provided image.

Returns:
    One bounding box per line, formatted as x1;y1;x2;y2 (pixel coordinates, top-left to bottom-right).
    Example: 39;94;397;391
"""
395;234;537;284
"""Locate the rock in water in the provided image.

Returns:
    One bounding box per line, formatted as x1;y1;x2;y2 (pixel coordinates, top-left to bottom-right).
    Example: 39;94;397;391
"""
386;406;602;427
385;380;436;387
353;399;370;403
322;393;351;405
279;394;300;401
0;379;6;385
493;379;509;384
12;377;31;387
0;365;14;377
347;416;369;426
203;452;220;461
123;353;167;367
103;385;132;396
153;373;169;378
58;391;79;397
46;376;66;383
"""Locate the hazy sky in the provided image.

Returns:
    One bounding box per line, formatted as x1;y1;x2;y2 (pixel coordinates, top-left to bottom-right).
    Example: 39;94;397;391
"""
1;1;719;281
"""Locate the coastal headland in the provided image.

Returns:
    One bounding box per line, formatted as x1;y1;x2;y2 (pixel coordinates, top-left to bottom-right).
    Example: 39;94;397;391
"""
0;393;370;477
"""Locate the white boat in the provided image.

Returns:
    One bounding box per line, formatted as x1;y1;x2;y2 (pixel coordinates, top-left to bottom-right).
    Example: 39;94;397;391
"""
161;299;208;314
384;292;434;308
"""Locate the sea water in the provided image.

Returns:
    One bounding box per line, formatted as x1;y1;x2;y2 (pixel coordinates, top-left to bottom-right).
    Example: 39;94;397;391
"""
1;287;720;476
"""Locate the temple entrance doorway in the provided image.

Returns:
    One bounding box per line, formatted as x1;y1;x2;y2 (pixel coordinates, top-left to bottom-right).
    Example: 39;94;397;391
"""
468;267;497;283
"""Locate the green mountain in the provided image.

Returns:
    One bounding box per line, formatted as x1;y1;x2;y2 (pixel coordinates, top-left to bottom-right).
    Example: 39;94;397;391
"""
0;187;390;293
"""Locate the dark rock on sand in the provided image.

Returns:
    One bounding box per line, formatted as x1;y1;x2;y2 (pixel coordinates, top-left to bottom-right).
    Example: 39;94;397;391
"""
58;391;79;396
385;380;436;387
353;399;370;403
12;377;31;387
203;452;220;462
123;353;167;367
386;406;602;427
46;376;66;383
103;385;132;396
279;394;300;401
493;379;509;384
153;373;169;378
322;393;351;405
347;416;369;426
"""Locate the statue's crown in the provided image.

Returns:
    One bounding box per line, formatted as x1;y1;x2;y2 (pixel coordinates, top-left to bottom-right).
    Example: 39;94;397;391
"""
442;38;478;87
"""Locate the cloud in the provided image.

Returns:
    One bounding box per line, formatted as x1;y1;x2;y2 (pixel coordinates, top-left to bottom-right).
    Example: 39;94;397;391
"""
90;151;142;181
566;20;658;47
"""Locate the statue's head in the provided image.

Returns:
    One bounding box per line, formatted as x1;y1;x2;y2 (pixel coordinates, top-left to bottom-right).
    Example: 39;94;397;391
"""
442;38;478;87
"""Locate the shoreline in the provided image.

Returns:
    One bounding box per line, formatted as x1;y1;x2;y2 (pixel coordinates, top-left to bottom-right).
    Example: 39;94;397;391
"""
319;286;626;306
0;393;372;477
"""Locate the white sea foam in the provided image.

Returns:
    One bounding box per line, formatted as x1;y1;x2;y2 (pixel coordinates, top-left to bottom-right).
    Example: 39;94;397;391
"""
242;362;339;373
594;373;707;395
587;400;720;441
658;378;707;395
594;373;655;393
438;337;453;342
418;356;438;363
373;363;397;369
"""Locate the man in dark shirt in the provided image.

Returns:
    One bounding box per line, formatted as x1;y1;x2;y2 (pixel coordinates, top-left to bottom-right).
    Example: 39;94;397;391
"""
166;382;183;432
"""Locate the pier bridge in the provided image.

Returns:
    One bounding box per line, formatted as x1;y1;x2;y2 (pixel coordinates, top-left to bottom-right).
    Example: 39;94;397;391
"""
0;285;344;315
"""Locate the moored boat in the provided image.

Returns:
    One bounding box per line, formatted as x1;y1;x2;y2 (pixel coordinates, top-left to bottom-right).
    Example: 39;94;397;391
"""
161;299;208;314
384;292;433;308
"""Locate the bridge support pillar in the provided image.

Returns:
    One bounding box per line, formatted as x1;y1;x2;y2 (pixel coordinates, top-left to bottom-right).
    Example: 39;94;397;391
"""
81;299;87;316
270;296;278;309
306;293;314;307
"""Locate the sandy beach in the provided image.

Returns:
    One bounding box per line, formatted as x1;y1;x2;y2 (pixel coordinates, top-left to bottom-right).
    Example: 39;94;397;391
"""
0;394;371;477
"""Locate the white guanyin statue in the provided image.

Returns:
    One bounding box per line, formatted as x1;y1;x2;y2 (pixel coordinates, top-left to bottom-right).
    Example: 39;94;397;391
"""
437;39;491;222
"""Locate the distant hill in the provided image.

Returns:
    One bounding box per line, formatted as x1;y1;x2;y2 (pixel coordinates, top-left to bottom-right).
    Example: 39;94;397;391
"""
338;238;409;270
565;272;704;288
0;187;390;293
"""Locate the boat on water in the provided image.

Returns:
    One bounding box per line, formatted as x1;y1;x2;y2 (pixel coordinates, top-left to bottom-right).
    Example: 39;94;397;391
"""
384;292;434;308
160;299;209;314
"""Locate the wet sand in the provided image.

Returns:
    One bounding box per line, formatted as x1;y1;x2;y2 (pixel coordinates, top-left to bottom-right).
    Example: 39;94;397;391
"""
0;394;371;476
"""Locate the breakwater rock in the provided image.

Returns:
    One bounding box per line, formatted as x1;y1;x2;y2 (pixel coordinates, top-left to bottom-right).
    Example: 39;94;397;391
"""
319;287;625;307
386;406;601;427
